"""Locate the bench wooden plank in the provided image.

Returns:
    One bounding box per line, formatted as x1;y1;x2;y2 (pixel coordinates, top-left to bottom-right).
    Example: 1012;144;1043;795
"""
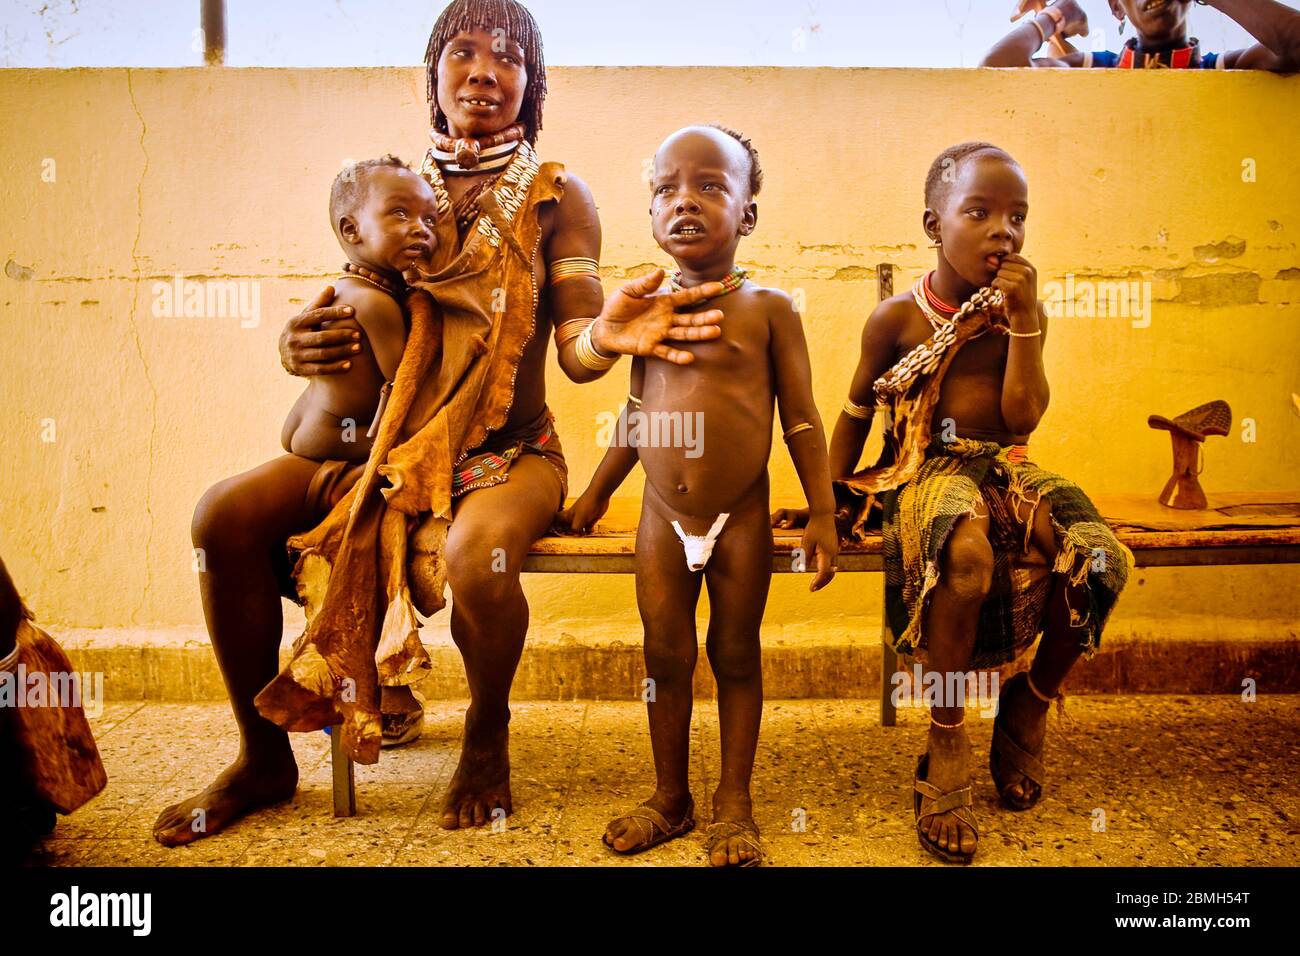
523;494;1300;570
333;490;1300;812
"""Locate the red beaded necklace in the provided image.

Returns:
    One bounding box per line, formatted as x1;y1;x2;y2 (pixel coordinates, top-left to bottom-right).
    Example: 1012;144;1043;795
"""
921;271;960;316
915;271;1006;338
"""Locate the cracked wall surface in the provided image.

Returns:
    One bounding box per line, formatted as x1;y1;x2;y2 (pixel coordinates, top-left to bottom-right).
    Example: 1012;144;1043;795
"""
0;66;1297;636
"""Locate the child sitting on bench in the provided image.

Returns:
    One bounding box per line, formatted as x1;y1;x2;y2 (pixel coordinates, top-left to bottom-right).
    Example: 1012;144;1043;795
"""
788;141;1131;864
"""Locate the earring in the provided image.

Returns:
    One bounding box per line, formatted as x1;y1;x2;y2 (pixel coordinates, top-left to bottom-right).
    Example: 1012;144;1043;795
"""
1118;15;1126;35
928;237;942;248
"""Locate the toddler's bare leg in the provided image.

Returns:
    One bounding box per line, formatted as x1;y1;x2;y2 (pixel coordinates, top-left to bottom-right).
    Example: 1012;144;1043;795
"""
153;454;324;846
604;500;702;851
700;490;772;866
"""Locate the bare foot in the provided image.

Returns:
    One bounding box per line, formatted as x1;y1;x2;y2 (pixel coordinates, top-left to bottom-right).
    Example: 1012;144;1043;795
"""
604;789;693;852
439;709;512;829
994;674;1051;805
919;724;977;858
707;789;762;867
152;751;297;847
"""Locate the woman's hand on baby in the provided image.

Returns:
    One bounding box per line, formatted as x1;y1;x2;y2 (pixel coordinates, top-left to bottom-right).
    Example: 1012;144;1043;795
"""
555;494;609;534
803;514;839;592
771;507;810;530
992;253;1039;329
279;285;361;376
590;269;726;366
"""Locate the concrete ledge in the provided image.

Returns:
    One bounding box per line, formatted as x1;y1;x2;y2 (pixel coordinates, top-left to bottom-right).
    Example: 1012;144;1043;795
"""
53;626;1300;702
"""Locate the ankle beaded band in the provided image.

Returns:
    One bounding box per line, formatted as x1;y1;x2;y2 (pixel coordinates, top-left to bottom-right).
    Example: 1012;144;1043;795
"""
1026;672;1058;703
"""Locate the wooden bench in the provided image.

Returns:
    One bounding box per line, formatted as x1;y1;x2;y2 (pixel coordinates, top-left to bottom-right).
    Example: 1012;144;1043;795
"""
328;492;1300;815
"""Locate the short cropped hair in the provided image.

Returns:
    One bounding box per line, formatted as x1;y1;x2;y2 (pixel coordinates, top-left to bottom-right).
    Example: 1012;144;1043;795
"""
709;123;763;198
329;154;410;234
924;141;1018;209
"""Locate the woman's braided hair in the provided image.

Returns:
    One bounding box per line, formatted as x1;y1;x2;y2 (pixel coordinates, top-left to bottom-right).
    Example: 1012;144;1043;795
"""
424;0;547;144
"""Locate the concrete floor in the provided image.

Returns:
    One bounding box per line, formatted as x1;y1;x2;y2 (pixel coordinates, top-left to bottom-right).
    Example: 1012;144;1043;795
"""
24;695;1300;867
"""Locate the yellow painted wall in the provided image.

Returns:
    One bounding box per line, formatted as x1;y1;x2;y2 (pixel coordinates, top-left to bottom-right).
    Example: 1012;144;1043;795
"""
1;67;1297;648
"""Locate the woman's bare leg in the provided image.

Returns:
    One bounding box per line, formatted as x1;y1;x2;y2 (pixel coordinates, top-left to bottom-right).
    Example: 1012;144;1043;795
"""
153;454;323;846
438;455;564;829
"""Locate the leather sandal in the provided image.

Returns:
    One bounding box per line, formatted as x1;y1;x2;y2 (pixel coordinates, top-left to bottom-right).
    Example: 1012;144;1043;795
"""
704;819;764;867
913;752;978;865
989;671;1052;811
380;707;424;748
602;798;696;856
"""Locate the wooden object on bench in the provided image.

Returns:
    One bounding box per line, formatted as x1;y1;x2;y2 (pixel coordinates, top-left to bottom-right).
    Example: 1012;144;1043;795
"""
329;493;1300;815
1148;400;1232;510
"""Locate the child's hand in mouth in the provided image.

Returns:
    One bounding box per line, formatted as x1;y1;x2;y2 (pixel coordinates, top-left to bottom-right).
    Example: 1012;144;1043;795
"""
991;252;1038;325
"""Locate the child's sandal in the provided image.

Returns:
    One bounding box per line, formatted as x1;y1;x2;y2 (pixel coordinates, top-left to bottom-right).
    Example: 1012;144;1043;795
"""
704;819;764;867
913;752;978;865
989;671;1053;811
602;798;695;855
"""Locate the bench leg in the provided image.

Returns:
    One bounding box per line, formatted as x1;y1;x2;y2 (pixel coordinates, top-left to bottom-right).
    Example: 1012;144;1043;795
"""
330;729;356;817
880;592;898;727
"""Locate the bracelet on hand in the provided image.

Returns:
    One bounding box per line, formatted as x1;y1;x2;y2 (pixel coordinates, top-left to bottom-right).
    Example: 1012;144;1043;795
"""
575;321;619;371
588;321;616;360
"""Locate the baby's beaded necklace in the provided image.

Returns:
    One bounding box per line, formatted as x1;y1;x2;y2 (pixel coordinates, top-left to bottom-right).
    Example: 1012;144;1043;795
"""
338;262;405;297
